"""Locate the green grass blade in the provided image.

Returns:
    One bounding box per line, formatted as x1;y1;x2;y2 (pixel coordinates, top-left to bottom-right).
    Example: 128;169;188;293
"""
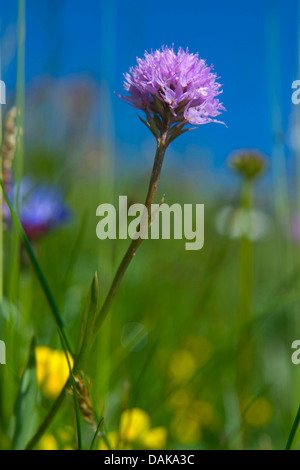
58;331;82;450
8;0;26;302
286;407;300;450
12;337;38;450
0;59;3;303
75;272;99;370
0;179;73;356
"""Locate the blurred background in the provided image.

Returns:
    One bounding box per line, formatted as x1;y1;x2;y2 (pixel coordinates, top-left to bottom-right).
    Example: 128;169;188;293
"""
1;0;300;451
1;0;299;172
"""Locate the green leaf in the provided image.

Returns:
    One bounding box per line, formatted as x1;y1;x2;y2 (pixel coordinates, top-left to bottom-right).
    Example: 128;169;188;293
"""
12;337;39;450
76;272;99;370
145;112;160;139
137;114;159;140
167;125;196;145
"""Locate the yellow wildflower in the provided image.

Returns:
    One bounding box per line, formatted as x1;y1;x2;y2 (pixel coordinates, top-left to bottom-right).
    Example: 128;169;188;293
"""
36;346;73;399
99;408;167;450
244;397;272;428
168;349;197;383
141;427;167;449
39;434;58;451
120;408;151;442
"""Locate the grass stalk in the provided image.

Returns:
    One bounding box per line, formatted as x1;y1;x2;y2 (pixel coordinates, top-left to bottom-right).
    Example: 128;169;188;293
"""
286;406;300;450
93;137;168;335
0;60;3;303
59;332;82;450
90;417;104;450
237;179;253;447
8;0;25;301
0;180;73;356
1;180;82;448
25;129;170;448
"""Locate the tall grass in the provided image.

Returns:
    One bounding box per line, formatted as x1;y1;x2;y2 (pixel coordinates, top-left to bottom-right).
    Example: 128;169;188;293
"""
8;0;25;301
237;178;254;447
0;180;85;448
0;56;3;303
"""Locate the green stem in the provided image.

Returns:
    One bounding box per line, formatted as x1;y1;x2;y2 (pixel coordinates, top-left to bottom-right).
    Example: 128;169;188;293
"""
90;417;104;450
238;180;253;322
15;0;25;210
1;193;77;447
25;132;170;449
60;333;82;450
0;66;3;303
8;0;25;301
94;137;168;334
0;180;73;356
26;329;90;450
237;179;253;447
286;406;300;450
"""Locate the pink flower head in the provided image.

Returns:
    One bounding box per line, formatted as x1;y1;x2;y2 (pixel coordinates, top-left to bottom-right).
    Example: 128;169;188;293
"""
119;46;225;142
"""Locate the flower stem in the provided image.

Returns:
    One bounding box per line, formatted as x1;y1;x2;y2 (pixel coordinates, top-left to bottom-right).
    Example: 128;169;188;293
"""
237;179;253;447
238;180;253;322
25;134;169;449
93;138;168;334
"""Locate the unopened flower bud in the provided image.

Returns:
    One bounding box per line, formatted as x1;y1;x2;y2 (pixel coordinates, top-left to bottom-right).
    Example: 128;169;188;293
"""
228;150;267;181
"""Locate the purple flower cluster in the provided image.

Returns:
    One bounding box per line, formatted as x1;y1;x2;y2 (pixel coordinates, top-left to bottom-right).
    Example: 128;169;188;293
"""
120;46;225;129
3;178;70;240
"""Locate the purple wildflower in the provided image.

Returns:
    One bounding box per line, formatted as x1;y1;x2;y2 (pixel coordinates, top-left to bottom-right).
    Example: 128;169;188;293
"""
119;46;225;142
3;178;70;240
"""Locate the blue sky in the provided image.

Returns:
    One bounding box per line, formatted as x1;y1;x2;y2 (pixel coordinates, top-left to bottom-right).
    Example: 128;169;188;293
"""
1;0;299;169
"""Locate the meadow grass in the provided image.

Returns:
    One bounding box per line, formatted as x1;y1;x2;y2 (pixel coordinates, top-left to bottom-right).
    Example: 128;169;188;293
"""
2;165;300;449
8;0;25;302
0;59;3;302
